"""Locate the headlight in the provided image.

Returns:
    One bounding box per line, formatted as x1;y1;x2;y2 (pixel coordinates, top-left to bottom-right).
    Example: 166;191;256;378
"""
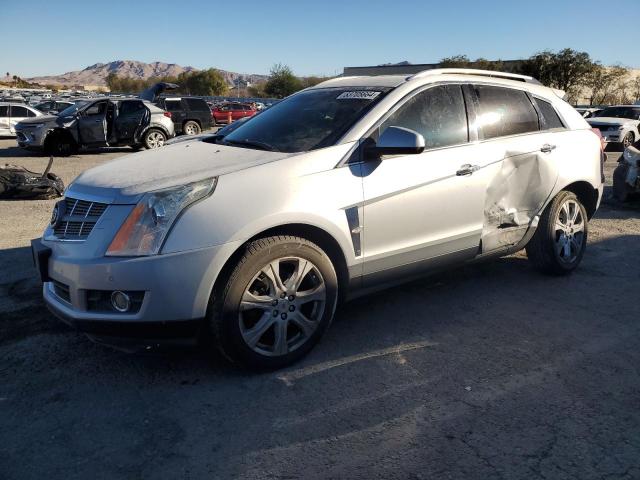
106;177;217;256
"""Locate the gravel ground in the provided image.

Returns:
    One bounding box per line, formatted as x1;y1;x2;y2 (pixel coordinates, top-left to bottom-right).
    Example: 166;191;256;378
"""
1;138;639;479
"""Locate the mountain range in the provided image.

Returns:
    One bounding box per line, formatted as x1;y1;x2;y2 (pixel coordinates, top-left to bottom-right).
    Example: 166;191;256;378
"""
25;60;268;87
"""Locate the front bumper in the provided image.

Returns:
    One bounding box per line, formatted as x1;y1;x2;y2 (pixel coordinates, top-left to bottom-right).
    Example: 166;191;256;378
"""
15;127;47;148
38;237;244;346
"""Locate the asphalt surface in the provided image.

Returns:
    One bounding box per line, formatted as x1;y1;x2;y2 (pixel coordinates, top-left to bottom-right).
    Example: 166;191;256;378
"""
1;138;639;480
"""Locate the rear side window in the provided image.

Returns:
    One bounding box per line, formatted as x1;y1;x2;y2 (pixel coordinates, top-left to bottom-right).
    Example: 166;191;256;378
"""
534;98;565;130
380;84;468;149
0;106;7;117
119;101;145;116
185;98;209;112
473;85;539;139
27;109;37;117
10;106;29;117
164;100;182;111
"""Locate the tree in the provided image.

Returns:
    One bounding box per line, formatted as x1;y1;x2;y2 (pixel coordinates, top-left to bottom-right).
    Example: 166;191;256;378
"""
519;49;598;99
178;69;227;96
584;65;629;105
264;64;303;98
438;55;504;71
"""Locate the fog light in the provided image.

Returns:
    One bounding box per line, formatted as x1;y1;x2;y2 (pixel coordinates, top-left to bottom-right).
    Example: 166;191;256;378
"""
110;291;131;312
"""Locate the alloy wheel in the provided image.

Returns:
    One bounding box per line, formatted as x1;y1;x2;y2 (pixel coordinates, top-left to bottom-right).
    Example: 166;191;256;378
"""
553;199;585;264
147;131;165;148
238;257;326;357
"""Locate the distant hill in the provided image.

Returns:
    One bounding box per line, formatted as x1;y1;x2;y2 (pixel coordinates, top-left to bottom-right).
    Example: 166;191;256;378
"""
26;60;268;87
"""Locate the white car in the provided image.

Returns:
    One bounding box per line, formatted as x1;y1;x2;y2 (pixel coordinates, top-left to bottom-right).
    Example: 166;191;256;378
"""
34;69;604;370
587;105;640;148
0;103;43;136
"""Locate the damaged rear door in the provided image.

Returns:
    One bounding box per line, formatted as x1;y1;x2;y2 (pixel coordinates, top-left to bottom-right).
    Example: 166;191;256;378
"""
469;84;559;253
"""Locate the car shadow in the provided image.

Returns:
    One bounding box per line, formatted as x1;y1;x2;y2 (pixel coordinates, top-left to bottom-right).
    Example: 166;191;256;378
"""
2;232;639;380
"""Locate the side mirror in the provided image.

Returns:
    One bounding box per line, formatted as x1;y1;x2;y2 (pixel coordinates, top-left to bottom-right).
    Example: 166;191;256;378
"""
370;126;425;156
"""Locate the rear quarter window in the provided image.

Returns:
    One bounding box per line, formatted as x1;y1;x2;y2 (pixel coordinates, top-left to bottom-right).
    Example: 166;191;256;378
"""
185;98;209;112
473;85;539;140
0;106;8;117
534;98;565;130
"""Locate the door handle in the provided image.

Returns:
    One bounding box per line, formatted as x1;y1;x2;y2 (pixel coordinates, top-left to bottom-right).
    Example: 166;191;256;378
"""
94;120;101;123
540;144;556;153
456;164;480;176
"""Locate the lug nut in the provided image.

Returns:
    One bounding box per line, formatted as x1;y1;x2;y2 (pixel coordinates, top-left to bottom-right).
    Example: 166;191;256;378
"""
281;313;287;320
271;300;278;306
280;293;286;299
273;310;279;316
288;295;295;301
289;305;295;312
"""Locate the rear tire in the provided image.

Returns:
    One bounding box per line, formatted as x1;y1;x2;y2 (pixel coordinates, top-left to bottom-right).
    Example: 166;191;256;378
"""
613;164;632;202
183;121;201;136
143;129;166;149
526;191;588;275
208;236;338;370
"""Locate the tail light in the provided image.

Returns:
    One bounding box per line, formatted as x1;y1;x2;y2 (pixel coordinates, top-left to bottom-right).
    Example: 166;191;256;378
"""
591;128;605;151
163;111;172;119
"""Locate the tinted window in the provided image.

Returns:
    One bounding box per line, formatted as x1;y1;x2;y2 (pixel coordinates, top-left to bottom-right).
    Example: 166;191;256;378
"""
85;102;107;116
473;85;539;139
595;106;640;120
36;102;53;110
0;106;7;117
534;98;564;129
10;106;29;117
55;102;71;111
119;100;145;116
27;109;37;117
185;98;209;112
380;85;468;149
164;100;182;111
223;87;387;153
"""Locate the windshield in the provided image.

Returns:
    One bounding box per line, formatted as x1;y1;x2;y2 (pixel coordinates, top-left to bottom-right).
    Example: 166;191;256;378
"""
57;101;89;117
595;107;640;120
222;87;389;152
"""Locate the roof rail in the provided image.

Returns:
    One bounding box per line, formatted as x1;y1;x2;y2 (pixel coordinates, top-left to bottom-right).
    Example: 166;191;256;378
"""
408;68;542;85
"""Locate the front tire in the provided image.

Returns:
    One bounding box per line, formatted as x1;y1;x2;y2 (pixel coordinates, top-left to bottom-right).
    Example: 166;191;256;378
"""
183;120;201;136
143;129;166;149
209;236;338;370
526;191;588;275
45;132;76;157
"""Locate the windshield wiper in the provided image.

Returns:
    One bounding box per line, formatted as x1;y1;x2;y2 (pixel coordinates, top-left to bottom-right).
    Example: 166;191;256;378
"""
222;139;279;152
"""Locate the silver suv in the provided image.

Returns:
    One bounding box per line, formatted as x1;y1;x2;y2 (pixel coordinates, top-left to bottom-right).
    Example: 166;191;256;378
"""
33;69;604;370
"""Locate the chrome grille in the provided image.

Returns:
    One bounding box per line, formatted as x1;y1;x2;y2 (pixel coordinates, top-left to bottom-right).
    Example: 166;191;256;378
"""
52;197;108;240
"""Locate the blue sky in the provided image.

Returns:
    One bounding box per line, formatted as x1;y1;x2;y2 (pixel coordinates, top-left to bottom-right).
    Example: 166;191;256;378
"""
2;0;638;78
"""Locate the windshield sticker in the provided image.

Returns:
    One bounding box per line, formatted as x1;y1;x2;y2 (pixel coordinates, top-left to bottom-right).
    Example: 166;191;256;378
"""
337;91;381;100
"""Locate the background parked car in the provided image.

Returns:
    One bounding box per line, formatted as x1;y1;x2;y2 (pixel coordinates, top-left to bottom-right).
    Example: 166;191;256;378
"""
575;106;604;119
34;100;75;115
14;97;174;155
212;102;257;124
587;105;640;148
0;103;43;136
155;97;213;135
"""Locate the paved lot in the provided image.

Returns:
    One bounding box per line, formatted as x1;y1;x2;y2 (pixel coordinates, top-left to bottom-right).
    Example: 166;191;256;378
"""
1;138;639;479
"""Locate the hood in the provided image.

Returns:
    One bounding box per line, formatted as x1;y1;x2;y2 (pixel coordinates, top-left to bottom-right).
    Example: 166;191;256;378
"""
69;140;296;203
587;117;637;126
138;82;179;102
15;115;58;126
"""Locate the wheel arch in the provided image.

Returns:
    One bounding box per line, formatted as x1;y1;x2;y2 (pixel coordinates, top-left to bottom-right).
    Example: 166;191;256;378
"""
557;180;599;220
43;127;77;150
211;223;351;306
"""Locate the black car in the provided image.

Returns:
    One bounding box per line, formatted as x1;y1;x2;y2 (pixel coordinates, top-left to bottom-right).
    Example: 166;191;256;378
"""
14;97;175;155
154;97;213;135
